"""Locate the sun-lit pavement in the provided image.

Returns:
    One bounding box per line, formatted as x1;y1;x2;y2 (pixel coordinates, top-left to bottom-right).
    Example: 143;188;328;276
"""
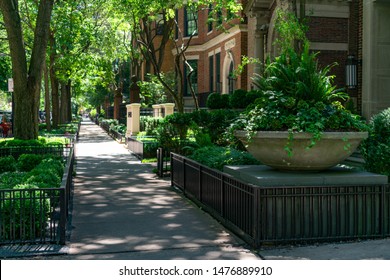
64;119;260;260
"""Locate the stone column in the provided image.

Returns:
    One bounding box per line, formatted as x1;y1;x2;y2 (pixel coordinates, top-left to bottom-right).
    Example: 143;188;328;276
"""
152;104;162;118
163;103;175;116
362;0;390;119
126;103;141;137
252;10;269;88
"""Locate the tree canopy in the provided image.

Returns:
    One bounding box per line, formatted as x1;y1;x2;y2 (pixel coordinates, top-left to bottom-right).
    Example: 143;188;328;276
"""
1;0;243;139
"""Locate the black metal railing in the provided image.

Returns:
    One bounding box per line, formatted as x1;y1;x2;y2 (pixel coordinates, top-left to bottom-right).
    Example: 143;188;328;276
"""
157;148;171;177
0;147;74;245
171;153;390;248
0;145;71;160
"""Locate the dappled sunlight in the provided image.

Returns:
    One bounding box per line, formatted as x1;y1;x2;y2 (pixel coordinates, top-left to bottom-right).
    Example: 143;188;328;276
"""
64;120;259;260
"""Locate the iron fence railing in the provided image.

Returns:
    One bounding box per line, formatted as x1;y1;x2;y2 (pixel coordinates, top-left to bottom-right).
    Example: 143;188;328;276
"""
0;145;71;160
171;153;390;248
157;148;171;177
0;147;74;245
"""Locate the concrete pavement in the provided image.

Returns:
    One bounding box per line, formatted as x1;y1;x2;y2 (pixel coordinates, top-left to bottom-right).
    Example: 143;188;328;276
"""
1;119;390;260
65;119;260;260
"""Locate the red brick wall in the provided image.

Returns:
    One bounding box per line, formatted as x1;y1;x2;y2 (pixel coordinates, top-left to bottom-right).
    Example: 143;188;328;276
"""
307;17;348;43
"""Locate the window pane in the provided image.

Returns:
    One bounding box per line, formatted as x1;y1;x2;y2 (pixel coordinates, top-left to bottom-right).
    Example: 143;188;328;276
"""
185;7;198;36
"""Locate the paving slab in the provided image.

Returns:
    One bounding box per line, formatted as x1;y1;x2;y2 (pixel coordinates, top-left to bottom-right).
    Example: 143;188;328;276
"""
65;120;260;260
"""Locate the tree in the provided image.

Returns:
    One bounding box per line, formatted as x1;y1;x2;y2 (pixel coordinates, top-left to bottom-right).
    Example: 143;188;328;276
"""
0;0;54;139
118;0;242;113
49;0;129;124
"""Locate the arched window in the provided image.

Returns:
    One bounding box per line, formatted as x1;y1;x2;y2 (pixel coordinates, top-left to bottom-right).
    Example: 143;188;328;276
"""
228;61;235;94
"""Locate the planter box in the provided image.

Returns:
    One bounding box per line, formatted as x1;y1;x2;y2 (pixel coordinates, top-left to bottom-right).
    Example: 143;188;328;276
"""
171;152;390;248
235;130;368;171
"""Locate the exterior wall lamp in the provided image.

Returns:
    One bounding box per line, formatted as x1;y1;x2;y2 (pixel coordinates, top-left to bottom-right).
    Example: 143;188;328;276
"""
345;54;358;89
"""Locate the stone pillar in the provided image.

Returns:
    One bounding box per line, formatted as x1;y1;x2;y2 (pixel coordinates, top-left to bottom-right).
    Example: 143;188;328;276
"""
126;103;141;137
152;104;162;118
251;10;269;89
362;0;390;119
163;103;175;116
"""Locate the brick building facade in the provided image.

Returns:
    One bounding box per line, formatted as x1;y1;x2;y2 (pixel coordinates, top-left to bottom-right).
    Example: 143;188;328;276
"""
147;0;390;119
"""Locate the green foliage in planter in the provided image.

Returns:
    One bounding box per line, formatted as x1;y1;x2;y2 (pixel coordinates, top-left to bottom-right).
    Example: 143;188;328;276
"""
188;146;260;171
361;108;390;176
229;89;248;109
190;109;240;146
1;184;50;240
0;137;67;147
24;157;64;188
140;116;163;136
230;11;368;152
206;93;230;109
16;154;44;172
0;172;26;189
0;156;17;174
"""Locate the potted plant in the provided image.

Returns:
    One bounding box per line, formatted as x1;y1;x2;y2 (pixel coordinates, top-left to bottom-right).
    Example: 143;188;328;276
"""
233;12;368;171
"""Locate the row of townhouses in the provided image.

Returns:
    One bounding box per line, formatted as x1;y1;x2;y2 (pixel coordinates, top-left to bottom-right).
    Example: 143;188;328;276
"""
136;0;389;120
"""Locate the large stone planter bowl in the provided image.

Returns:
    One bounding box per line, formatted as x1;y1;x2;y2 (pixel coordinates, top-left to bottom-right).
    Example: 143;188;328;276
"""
235;130;368;171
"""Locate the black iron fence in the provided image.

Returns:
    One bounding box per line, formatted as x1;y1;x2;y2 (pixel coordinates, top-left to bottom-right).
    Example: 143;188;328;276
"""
0;145;71;160
171;153;390;247
0;147;75;245
157;148;171;177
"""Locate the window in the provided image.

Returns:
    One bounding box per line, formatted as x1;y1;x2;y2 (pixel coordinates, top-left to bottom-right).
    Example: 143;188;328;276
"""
209;56;214;92
185;7;198;36
175;9;178;40
156;13;164;35
216;53;221;93
184;60;198;96
207;5;213;32
228;61;235;94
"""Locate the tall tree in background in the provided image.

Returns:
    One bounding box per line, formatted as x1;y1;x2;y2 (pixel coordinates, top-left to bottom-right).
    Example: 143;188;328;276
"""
0;0;54;139
119;0;242;113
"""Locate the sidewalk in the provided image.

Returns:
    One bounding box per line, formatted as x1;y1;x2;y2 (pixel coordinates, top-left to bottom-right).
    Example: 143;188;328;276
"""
2;119;389;260
65;119;260;260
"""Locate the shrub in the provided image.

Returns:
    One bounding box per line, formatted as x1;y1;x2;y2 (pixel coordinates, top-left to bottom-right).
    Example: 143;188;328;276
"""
361;108;390;176
25;157;64;188
16;154;43;172
206;93;229;109
140;116;163;136
229;89;248;109
0;156;17;174
0;172;26;189
188;146;260;171
1;184;50;240
190;109;240;145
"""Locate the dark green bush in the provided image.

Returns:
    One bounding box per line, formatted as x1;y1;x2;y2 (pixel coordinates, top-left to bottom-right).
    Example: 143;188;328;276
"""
16;154;44;172
1;184;50;240
188;146;260;171
25;157;64;188
206;93;229;109
229;89;248;109
0;156;17;174
361;108;390;176
140;116;164;136
0;172;26;189
190;109;240;146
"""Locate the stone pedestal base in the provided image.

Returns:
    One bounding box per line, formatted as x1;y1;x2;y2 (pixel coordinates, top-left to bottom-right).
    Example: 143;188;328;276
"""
223;165;388;187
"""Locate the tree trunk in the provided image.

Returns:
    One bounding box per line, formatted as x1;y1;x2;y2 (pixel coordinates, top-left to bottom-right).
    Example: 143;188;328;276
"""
0;0;54;140
44;62;51;131
60;81;68;124
66;79;72;122
49;32;60;129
